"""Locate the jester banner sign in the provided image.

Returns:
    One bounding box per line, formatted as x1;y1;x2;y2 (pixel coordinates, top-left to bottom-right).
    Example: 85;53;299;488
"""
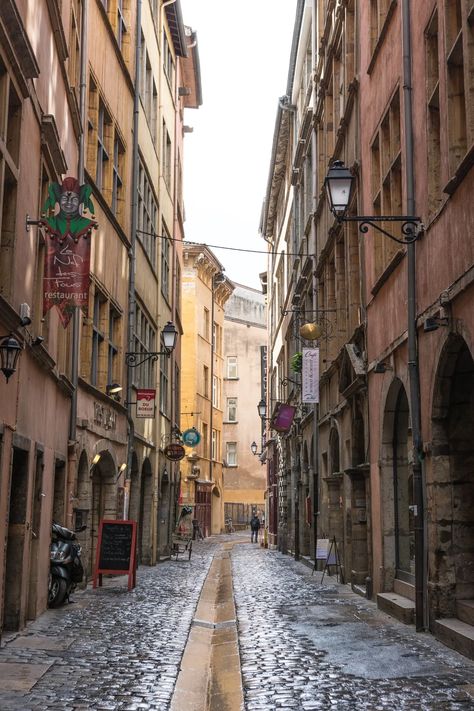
41;177;98;327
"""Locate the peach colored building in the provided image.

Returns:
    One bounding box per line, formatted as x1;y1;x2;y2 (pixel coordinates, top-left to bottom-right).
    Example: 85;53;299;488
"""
0;0;199;640
223;284;267;528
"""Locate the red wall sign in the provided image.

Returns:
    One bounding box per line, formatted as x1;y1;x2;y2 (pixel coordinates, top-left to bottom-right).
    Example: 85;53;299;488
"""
164;443;186;461
136;388;156;418
41;178;98;327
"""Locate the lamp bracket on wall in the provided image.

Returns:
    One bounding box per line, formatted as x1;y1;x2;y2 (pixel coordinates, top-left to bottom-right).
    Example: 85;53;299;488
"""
281;377;300;387
341;216;424;245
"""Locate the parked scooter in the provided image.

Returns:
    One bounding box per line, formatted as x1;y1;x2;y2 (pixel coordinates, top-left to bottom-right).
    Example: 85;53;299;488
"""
48;522;86;608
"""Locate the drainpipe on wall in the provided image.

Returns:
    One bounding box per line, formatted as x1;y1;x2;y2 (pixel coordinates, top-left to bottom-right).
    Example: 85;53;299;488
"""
68;0;89;446
66;0;89;525
126;0;142;511
311;0;320;567
402;0;426;632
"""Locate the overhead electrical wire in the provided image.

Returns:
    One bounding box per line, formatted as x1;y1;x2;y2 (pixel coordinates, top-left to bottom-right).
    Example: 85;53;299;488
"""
136;228;312;258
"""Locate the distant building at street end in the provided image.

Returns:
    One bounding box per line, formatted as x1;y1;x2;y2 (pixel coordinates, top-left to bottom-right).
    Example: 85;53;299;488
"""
223;284;267;529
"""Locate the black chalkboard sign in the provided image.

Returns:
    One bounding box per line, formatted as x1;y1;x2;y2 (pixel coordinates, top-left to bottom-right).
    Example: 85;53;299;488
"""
93;520;137;590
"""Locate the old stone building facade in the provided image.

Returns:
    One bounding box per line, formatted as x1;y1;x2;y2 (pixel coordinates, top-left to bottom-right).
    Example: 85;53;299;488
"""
262;0;474;658
0;0;200;639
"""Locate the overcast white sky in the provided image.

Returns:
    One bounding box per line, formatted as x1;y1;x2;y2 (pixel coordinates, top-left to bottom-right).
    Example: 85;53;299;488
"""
180;0;297;289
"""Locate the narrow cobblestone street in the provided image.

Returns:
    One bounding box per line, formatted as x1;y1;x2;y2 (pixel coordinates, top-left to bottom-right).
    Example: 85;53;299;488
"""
1;536;474;711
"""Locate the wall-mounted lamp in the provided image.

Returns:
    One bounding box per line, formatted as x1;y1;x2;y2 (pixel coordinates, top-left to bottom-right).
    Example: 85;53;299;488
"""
423;316;449;333
107;382;122;401
115;462;127;482
374;362;394;374
0;335;22;382
324;160;423;243
125;321;178;367
90;453;101;471
257;398;269;421
251;441;264;456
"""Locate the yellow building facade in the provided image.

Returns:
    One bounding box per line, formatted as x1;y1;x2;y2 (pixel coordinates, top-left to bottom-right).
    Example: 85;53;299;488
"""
180;246;233;536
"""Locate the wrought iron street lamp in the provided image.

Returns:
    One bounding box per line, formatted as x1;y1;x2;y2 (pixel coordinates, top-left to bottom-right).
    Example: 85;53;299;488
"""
0;335;22;382
125;320;178;367
257;398;267;420
324;160;423;243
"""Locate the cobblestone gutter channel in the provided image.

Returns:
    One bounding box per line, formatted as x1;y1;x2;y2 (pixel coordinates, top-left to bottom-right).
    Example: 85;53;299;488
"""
171;541;244;711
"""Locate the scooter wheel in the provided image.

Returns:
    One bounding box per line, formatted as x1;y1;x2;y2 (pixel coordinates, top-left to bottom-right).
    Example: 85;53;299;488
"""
48;576;68;608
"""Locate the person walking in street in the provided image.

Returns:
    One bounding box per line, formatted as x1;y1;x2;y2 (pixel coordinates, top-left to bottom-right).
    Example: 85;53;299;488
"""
250;513;261;543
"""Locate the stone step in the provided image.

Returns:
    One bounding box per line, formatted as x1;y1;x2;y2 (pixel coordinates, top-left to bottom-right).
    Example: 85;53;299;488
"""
434;618;474;661
394;578;415;602
457;600;474;626
377;592;415;625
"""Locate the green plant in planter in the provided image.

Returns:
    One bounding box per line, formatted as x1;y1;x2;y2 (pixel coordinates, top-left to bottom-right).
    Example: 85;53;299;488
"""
291;352;302;373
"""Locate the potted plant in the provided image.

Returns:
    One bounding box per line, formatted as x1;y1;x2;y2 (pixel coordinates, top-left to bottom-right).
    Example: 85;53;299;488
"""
291;352;302;373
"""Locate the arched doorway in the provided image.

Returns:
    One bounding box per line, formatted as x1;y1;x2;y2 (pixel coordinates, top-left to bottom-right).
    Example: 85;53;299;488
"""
348;400;369;587
139;458;153;565
91;451;117;574
158;466;171;557
381;379;413;590
326;427;343;562
128;452;140;544
301;441;310;556
431;335;474;619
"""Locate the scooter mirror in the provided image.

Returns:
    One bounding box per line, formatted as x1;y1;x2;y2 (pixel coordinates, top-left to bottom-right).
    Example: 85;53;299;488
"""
75;524;87;532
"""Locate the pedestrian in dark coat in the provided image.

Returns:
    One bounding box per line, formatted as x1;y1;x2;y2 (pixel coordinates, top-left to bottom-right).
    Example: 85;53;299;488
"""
250;513;261;543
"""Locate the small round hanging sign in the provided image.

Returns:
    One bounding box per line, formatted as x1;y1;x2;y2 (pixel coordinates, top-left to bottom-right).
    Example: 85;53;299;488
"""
164;443;186;461
181;428;201;447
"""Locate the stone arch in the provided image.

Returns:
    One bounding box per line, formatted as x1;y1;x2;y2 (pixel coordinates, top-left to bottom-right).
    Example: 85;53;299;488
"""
128;452;140;526
380;378;412;591
158;464;171;557
139;458;153;565
430;334;474;619
326;426;343;558
91;449;118;574
300;440;311;555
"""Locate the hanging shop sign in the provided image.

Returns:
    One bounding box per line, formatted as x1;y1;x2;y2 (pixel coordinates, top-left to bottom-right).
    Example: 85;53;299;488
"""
271;403;296;433
181;427;201;447
164;443;186;461
136;388;156;418
302;347;320;403
41;178;98;327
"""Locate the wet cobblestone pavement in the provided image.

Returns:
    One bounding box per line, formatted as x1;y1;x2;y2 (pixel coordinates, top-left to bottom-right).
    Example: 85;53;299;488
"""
0;541;217;711
232;545;474;710
2;538;474;710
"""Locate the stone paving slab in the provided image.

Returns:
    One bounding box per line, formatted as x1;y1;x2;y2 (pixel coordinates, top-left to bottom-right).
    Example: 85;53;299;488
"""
8;635;74;650
0;662;53;691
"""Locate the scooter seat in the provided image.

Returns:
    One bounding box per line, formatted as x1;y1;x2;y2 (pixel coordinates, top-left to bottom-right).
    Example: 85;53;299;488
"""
52;523;76;540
